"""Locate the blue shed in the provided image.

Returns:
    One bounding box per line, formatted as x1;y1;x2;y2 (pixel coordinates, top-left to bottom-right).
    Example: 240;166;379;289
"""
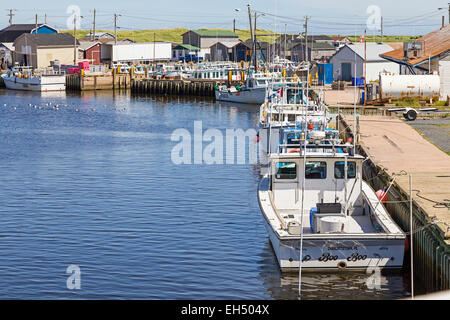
318;63;333;85
31;24;58;34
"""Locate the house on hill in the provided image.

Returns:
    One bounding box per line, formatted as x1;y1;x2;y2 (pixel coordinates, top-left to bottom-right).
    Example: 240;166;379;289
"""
182;29;239;60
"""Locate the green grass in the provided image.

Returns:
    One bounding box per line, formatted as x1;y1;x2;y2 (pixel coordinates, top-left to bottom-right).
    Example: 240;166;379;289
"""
63;28;421;44
393;99;422;107
392;98;450;108
344;35;421;43
64;28;279;43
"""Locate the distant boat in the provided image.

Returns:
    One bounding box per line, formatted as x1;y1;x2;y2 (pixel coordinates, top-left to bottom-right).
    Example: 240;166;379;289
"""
215;72;281;105
2;66;65;92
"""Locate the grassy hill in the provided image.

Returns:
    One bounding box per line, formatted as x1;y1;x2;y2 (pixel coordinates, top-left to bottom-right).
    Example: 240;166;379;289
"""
64;28;420;44
65;28;279;43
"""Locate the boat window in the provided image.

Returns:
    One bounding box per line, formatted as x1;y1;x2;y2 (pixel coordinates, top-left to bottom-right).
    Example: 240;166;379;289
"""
287;90;302;104
272;114;279;121
275;162;297;180
287;114;295;122
305;161;327;179
334;161;356;179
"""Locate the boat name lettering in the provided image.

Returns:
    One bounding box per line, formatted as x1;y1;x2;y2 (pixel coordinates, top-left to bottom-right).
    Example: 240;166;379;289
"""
327;246;358;251
346;253;367;262
318;253;338;262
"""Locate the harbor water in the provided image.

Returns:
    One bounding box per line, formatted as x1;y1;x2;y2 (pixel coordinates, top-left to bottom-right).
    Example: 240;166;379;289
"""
0;90;413;299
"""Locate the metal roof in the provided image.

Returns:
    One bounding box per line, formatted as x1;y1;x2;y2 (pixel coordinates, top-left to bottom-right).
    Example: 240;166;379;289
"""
211;40;249;49
173;44;200;51
78;41;100;51
343;43;396;62
16;33;78;46
381;24;450;66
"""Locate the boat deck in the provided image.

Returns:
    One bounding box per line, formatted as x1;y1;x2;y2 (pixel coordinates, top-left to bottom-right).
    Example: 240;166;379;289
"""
278;209;377;234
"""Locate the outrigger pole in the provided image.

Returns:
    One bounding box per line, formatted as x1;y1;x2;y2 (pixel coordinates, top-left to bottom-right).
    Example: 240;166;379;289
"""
298;67;309;298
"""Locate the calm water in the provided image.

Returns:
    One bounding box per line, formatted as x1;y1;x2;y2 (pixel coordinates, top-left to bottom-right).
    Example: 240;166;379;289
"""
0;89;410;299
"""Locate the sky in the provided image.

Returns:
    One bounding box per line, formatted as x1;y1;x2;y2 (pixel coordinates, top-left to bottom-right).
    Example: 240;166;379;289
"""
2;0;449;36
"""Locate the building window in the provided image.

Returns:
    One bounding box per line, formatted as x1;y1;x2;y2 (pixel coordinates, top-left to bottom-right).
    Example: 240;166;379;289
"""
305;161;327;179
275;162;297;180
334;161;356;179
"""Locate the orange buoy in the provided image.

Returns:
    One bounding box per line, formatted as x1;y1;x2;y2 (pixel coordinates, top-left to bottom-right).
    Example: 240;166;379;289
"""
347;137;353;144
288;149;299;153
376;189;387;204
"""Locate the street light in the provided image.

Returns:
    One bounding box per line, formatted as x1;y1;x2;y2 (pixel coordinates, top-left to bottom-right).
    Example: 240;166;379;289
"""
438;3;450;24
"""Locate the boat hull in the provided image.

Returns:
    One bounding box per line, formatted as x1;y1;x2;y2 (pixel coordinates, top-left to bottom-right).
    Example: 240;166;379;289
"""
215;88;266;104
2;75;65;92
261;215;405;272
258;178;406;272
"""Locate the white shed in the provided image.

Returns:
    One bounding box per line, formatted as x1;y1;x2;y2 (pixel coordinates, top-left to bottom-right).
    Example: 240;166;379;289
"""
330;43;400;82
102;42;172;63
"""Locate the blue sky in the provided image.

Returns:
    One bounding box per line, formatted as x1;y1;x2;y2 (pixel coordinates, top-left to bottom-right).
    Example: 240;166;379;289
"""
2;0;449;35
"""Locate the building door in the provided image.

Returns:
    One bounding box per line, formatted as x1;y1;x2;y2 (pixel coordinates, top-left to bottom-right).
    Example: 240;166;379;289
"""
341;63;352;81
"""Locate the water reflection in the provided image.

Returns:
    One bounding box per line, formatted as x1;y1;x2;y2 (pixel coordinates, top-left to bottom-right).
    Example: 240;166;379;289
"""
258;241;409;300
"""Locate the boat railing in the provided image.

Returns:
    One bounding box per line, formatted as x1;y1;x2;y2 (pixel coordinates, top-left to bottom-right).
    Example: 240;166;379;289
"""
275;142;355;157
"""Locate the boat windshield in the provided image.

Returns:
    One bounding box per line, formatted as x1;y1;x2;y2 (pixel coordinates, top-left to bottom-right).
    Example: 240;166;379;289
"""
275;162;297;179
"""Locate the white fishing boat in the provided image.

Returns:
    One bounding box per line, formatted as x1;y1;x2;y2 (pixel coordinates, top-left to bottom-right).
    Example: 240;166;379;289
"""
258;128;406;272
1;66;65;92
163;63;194;79
215;72;281;104
258;79;331;155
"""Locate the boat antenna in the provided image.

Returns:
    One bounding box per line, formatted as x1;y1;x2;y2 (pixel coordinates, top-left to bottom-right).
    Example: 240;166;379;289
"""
409;174;414;299
298;64;309;298
353;26;357;151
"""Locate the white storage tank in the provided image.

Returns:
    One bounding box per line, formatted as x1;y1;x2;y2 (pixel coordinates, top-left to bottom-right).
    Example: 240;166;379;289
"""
440;61;450;101
379;74;440;100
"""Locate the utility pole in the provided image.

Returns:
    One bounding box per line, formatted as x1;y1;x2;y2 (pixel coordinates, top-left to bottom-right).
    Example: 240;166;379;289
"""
35;14;38;34
233;19;236;33
304;16;309;62
247;5;254;70
92;9;96;41
254;12;258;69
73;14;77;65
381;16;383;43
6;9;16;25
364;29;367;106
114;14;118;45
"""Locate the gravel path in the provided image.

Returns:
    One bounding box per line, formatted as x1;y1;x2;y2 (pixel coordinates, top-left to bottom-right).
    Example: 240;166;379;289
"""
408;117;450;154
